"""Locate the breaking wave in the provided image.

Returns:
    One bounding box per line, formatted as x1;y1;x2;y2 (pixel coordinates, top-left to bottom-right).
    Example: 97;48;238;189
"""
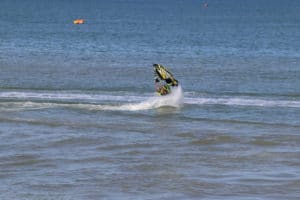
0;86;183;111
1;87;300;112
184;96;300;108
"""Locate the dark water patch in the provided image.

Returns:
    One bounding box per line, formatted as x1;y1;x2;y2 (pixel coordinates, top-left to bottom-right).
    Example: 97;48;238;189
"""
27;182;75;193
250;138;279;146
0;116;133;132
238;177;296;186
176;132;196;139
284;160;300;168
47;136;109;148
68;156;115;164
97;142;155;152
246;151;300;164
0;117;71;128
0;172;14;179
190;134;238;146
249;135;300;147
132;163;169;172
179;114;300;129
0;154;45;168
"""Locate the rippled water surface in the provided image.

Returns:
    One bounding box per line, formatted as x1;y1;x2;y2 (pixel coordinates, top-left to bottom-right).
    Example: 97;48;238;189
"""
1;0;300;199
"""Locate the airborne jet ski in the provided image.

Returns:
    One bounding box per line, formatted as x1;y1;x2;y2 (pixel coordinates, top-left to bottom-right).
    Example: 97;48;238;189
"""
153;64;179;96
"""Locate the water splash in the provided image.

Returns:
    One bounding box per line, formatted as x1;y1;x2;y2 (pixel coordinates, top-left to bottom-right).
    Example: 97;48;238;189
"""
1;87;300;112
116;85;184;111
184;96;300;108
65;86;183;111
0;86;184;112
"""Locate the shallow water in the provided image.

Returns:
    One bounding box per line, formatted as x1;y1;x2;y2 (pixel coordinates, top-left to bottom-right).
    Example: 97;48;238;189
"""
1;0;300;199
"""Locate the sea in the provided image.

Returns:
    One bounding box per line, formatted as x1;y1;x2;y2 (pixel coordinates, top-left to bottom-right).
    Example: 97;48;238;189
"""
0;0;300;199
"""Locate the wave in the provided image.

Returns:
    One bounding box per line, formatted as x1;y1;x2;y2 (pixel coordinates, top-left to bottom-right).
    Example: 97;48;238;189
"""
1;87;300;112
0;91;146;103
0;86;183;111
184;97;300;108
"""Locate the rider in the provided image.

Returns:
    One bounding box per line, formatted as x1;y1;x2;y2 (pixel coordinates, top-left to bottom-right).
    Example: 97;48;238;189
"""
155;78;171;95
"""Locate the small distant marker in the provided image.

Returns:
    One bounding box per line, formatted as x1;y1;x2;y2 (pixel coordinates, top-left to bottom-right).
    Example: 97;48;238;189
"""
203;2;208;8
73;19;85;24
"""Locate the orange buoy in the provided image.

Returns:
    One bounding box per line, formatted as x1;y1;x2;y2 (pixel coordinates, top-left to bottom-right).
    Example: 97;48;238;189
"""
73;19;84;24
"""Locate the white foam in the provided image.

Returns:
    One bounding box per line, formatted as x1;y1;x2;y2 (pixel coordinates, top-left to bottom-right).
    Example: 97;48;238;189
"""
117;85;184;111
1;88;299;112
0;101;58;112
64;86;184;111
184;97;300;108
0;91;145;102
0;87;184;111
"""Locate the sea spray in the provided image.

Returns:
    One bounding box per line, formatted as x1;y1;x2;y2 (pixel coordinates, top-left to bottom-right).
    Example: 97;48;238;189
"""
1;87;300;112
117;85;184;111
0;86;184;112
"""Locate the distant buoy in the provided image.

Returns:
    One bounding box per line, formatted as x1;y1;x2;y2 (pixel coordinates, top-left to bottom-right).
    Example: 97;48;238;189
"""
73;19;84;24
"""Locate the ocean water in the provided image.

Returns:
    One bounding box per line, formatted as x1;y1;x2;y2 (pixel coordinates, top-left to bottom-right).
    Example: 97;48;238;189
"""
1;0;300;199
